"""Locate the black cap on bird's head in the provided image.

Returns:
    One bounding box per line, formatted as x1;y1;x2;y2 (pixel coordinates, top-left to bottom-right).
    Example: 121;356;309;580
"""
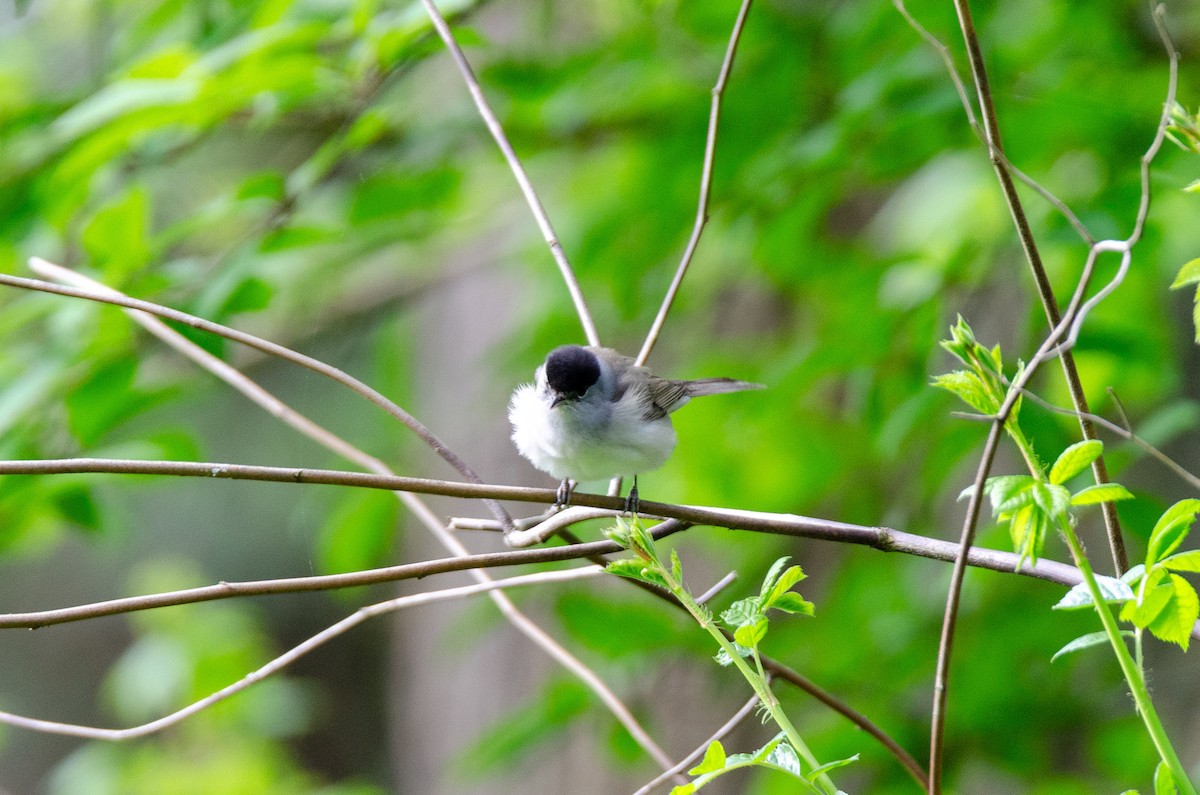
544;345;601;407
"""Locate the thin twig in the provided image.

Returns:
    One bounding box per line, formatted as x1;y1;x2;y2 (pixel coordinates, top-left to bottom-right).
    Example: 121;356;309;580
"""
416;0;599;348
4;482;1183;636
11;262;516;532
929;421;1005;792
631;693;760;795
0;567;604;740
695;571;738;605
30;261;677;773
636;0;753;367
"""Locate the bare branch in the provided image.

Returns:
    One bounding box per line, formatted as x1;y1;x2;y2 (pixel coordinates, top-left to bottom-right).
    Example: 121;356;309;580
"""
636;0;754;367
631;693;760;795
416;0;600;348
28;261;677;772
0;567;604;741
13;262;516;532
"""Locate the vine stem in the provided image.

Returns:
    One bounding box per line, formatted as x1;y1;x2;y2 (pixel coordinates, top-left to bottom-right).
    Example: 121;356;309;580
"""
1056;519;1197;794
660;566;837;795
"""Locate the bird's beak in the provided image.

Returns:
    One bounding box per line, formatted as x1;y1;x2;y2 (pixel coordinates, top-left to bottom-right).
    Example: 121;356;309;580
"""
550;392;570;408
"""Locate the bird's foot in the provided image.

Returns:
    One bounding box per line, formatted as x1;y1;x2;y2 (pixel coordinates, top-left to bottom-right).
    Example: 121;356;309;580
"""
554;479;576;510
623;477;640;515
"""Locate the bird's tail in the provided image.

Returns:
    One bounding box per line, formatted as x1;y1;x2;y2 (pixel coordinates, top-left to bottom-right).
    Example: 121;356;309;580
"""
683;378;765;397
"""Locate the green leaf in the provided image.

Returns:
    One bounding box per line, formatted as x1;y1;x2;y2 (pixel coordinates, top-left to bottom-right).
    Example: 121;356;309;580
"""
1145;574;1199;650
1008;503;1047;567
605;559;658;586
765;740;801;776
688;741;727;775
1122;568;1173;627
1049;439;1103;485
721;598;762;631
670;548;683;584
758;556;792;600
669;783;697;795
714;643;752;667
1122;564;1147;586
1031;482;1072;521
807;753;860;780
1155;760;1177;795
984;474;1037;514
765;564;807;608
1053;576;1134;610
1050;630;1131;662
733;617;768;649
1071;483;1136;506
1170;258;1200;289
769;592;816;616
1163;550;1200;573
1147;500;1200;565
932;370;999;414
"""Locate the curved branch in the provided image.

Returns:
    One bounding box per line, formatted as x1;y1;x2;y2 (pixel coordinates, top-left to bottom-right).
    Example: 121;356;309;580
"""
416;0;600;348
0;567;604;740
9;264;516;532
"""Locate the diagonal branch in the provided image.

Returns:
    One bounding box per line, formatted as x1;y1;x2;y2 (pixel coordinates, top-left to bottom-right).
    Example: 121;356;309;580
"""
0;567;604;741
29;261;677;773
417;0;600;348
8;262;514;533
636;0;754;367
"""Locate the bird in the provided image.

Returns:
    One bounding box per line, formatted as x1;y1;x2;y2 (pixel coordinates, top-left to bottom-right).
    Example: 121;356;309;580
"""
508;345;763;511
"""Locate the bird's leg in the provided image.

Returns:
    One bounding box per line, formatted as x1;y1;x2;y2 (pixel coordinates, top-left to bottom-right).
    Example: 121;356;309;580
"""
554;478;576;510
624;476;640;515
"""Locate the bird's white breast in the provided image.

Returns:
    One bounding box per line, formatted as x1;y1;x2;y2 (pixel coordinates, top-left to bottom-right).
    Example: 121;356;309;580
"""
509;383;677;482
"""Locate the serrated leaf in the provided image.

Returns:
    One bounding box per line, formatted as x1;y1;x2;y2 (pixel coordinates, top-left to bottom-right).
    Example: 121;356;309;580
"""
765;565;807;608
1053;576;1134;610
1071;483;1136;506
758;556;791;601
765;741;801;776
1122;568;1173;627
714;643;752;667
932;370;999;414
750;733;785;763
1170;258;1200;289
734;617;768;649
1049;440;1104;485
605;558;649;579
688;741;727;775
769;592;816;616
1148;500;1200;565
1146;574;1199;650
1009;503;1046;566
1032;482;1073;520
984;474;1037;514
670;548;682;583
669;784;696;795
1163;550;1200;573
721;598;762;630
1050;630;1132;662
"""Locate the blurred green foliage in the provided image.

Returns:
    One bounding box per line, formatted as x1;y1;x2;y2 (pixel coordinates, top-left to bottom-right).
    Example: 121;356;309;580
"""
1;0;1199;791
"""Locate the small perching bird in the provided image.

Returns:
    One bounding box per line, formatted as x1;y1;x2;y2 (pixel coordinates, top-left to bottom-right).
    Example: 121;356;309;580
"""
508;345;763;510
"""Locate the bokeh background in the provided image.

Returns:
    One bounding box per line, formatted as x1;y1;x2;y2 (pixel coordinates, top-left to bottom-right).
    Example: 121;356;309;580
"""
1;0;1199;792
